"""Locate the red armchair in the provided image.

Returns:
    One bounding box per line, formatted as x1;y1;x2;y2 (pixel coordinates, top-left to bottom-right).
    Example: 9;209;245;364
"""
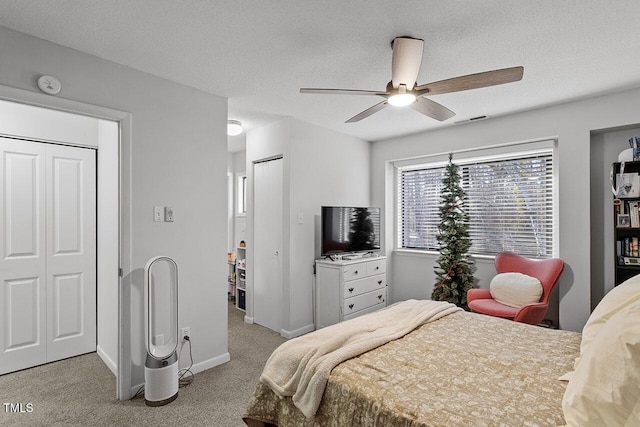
467;252;564;325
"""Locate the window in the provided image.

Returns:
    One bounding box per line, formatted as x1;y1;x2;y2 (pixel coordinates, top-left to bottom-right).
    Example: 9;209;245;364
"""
237;174;247;215
398;149;554;258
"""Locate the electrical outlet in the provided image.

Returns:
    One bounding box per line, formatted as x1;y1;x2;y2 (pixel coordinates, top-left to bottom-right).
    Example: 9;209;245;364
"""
165;206;175;222
181;327;190;341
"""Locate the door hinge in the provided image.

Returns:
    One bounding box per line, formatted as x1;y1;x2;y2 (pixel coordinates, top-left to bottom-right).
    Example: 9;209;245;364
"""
119;268;123;278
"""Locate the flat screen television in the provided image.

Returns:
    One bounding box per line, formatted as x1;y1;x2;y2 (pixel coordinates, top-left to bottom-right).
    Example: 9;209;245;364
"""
321;206;380;256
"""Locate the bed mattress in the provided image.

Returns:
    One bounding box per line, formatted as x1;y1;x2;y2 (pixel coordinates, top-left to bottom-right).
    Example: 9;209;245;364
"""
243;310;580;427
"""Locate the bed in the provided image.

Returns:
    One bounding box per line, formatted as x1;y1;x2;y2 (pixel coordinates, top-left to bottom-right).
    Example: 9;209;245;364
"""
243;282;640;427
243;300;580;426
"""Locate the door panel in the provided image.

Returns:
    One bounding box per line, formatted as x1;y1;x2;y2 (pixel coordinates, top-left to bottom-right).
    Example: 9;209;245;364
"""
0;139;47;374
5;277;41;349
253;158;283;333
52;157;83;254
51;273;83;340
4;152;41;258
46;144;96;362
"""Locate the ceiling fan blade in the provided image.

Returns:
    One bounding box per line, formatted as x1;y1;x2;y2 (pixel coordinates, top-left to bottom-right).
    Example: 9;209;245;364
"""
346;100;389;123
415;66;524;95
410;97;455;121
300;88;386;96
391;37;424;90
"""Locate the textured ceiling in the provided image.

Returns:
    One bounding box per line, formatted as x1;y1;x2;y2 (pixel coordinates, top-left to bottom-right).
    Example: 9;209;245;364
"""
1;0;639;152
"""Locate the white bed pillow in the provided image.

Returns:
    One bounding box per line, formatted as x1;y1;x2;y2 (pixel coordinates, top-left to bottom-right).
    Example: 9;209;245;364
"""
579;273;640;357
562;300;640;426
489;272;543;308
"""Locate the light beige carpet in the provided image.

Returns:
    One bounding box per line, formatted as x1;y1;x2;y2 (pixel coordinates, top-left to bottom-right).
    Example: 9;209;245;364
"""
0;301;286;427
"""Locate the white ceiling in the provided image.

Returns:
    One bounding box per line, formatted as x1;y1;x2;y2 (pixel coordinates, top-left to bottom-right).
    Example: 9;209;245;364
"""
1;1;639;152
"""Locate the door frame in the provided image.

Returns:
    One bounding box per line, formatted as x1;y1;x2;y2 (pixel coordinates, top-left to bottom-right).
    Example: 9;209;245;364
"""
0;85;132;400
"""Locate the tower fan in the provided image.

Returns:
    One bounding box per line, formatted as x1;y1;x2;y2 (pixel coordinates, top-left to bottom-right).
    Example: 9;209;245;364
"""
144;256;179;406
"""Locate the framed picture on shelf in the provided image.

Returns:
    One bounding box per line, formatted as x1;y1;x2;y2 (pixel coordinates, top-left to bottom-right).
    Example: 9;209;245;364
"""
616;173;640;198
618;214;631;228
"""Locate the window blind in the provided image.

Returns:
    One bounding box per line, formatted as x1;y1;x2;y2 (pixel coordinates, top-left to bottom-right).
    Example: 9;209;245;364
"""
397;151;554;258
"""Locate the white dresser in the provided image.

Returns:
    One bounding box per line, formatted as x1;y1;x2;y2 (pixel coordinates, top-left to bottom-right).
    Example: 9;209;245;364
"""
314;256;387;329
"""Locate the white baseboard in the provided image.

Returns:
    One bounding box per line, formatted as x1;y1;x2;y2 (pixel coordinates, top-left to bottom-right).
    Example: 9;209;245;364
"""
190;352;230;374
96;345;117;376
281;323;314;339
244;315;254;324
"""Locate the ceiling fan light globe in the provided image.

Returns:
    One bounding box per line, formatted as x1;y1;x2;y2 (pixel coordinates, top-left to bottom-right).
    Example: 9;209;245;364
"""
388;93;416;107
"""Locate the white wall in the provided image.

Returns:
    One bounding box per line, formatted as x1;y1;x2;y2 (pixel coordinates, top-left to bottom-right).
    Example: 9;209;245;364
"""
96;120;120;374
0;98;99;146
0;25;229;395
372;87;640;332
246;118;370;337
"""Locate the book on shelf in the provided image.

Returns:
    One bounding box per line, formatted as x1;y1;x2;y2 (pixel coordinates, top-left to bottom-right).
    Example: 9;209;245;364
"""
630;201;639;227
616;200;640;227
620;237;640;257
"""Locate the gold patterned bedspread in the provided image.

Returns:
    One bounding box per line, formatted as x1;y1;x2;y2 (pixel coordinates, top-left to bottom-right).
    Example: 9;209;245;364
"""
243;310;581;427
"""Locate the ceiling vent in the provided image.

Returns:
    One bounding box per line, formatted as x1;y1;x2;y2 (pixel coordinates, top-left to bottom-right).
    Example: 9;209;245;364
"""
454;115;490;125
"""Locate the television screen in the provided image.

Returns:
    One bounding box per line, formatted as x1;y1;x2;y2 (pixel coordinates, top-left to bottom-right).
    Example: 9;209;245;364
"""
321;206;380;256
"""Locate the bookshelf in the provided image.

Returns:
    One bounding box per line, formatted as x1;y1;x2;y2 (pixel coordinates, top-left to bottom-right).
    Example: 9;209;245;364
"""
613;161;640;285
236;246;246;311
227;251;236;300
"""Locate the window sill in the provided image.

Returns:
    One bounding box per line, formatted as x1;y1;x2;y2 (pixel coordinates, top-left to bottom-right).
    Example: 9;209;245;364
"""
394;248;496;262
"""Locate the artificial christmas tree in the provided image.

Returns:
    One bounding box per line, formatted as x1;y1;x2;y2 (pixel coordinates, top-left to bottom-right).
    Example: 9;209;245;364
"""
432;156;475;309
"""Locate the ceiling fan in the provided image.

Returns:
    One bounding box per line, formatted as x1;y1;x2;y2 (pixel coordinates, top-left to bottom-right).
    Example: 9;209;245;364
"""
300;37;524;123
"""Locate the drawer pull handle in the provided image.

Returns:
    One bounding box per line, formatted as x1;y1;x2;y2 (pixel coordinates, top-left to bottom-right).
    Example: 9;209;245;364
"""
375;266;379;270
348;287;354;293
378;280;382;285
354;270;358;275
377;294;383;300
348;304;354;310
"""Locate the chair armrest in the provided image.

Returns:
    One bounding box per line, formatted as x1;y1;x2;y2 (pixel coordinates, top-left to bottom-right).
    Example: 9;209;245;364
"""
513;302;548;325
467;288;492;303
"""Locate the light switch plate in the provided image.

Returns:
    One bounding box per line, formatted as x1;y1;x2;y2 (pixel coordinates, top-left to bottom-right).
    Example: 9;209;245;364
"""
165;207;175;222
297;212;304;224
154;206;163;222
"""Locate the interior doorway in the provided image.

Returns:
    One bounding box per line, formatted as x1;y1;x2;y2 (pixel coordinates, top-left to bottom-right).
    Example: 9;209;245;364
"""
0;94;127;398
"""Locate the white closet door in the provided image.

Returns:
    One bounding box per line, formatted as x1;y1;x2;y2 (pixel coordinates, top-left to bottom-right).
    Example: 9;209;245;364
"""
45;144;96;361
253;158;283;333
0;138;96;374
0;139;47;374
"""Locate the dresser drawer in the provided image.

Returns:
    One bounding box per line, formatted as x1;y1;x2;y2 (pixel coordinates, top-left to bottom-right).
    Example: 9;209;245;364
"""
343;263;367;281
366;259;386;276
343;258;386;281
343;274;386;298
343;301;386;321
343;287;387;316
